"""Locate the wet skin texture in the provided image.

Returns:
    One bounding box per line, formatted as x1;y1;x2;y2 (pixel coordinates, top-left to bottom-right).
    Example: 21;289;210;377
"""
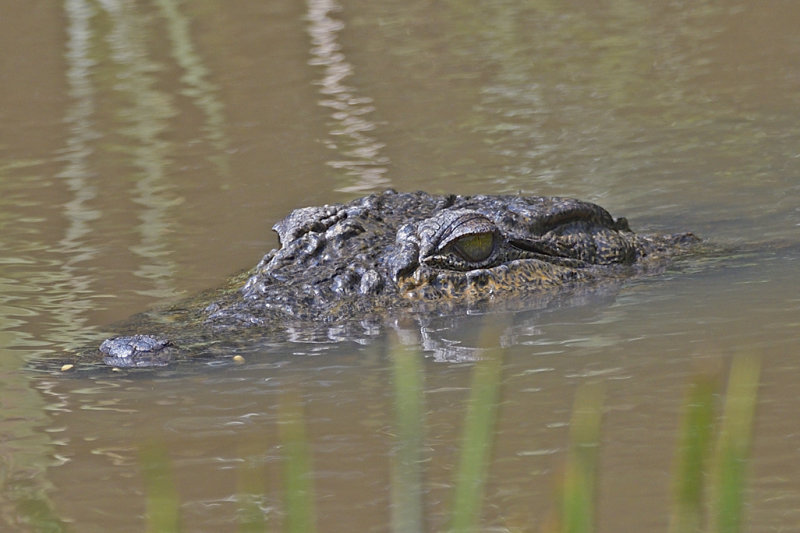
98;190;698;367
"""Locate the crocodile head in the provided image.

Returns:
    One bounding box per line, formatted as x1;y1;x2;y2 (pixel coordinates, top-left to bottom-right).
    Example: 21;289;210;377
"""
232;191;695;320
96;190;697;367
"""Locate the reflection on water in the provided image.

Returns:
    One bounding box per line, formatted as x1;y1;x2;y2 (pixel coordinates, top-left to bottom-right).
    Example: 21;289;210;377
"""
467;1;800;216
154;0;230;181
92;0;183;300
0;0;799;530
306;0;390;193
56;0;231;317
1;1;233;529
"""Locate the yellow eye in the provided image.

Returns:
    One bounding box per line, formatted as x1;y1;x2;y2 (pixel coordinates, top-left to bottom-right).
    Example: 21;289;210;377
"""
451;232;495;263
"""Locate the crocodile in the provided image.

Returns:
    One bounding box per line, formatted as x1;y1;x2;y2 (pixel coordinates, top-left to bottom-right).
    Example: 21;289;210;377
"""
94;190;698;367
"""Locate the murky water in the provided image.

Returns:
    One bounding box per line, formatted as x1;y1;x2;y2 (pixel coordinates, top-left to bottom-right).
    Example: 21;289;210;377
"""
1;0;799;531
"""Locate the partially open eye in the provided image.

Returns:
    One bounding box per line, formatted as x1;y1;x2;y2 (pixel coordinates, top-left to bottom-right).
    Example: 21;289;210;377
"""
416;209;500;270
449;231;496;263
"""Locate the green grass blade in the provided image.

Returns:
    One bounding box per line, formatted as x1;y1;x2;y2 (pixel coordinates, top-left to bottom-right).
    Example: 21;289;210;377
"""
390;344;426;533
278;393;317;533
560;383;604;533
448;347;504;533
669;372;716;533
139;442;181;533
712;356;760;533
236;441;268;533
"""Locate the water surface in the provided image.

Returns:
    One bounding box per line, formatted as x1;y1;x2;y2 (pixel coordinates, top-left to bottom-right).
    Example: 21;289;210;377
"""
1;1;799;531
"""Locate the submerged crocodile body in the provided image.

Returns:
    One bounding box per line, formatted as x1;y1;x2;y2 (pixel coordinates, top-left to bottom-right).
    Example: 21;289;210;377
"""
97;190;698;367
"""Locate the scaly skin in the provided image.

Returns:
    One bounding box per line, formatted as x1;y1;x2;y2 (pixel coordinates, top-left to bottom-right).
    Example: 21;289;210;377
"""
97;190;699;367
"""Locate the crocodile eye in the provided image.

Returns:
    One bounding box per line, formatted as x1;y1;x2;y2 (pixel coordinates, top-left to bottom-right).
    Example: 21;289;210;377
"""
449;231;496;263
417;209;500;270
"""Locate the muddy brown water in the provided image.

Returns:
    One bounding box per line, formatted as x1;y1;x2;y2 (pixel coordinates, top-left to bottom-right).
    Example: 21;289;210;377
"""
1;1;800;531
